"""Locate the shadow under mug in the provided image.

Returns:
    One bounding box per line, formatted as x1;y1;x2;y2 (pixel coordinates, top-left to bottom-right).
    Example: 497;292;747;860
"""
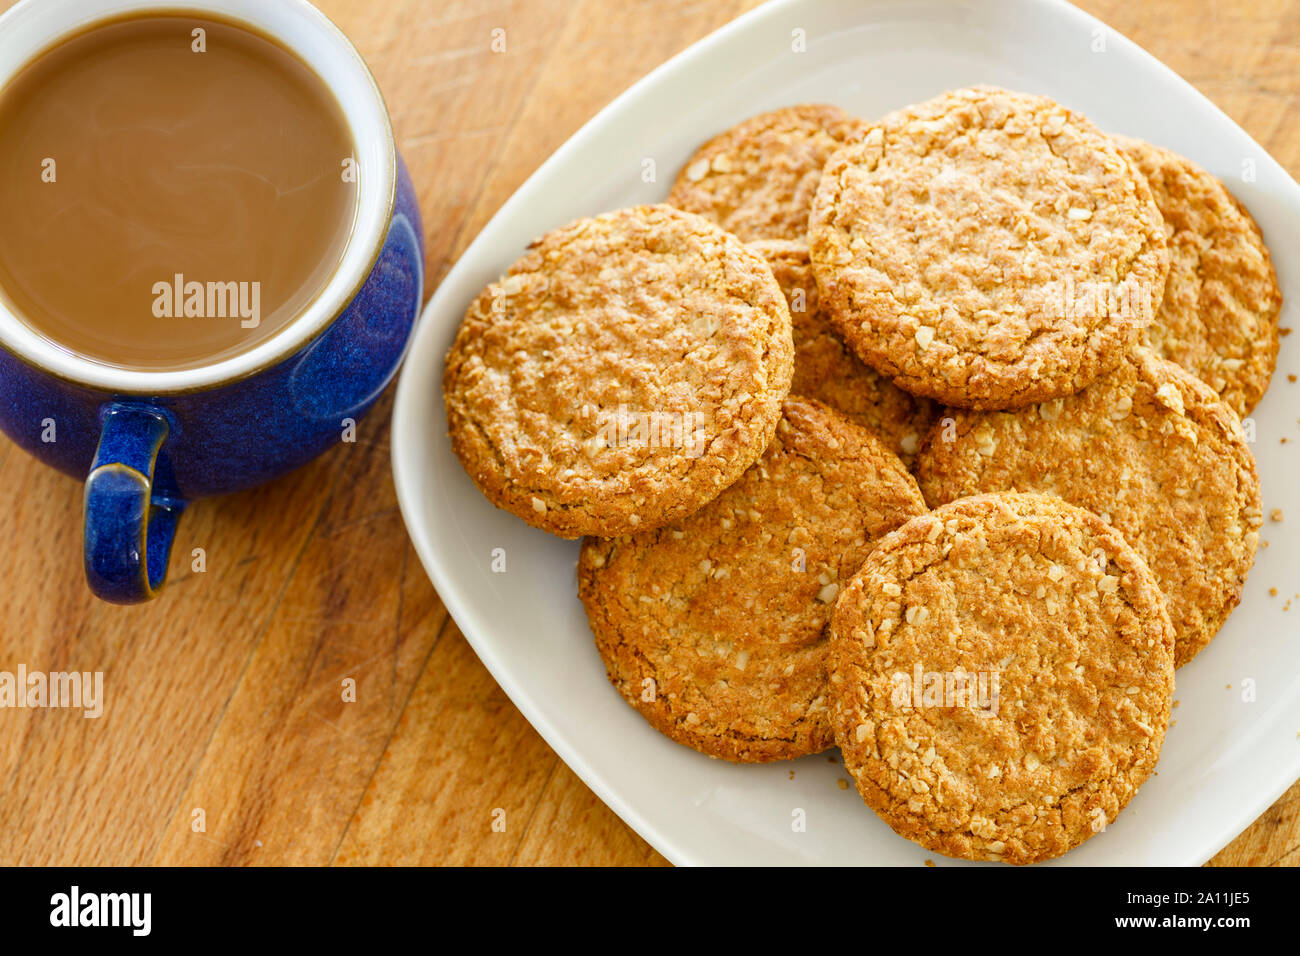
0;0;425;603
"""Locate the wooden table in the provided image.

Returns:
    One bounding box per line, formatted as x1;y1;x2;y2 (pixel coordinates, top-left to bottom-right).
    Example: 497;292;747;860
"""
0;0;1295;867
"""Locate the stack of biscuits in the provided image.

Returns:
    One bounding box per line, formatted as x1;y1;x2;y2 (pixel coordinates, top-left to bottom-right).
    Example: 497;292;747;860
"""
442;86;1279;864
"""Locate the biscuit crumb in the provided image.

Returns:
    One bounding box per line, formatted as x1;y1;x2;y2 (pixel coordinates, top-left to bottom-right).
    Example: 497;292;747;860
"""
1153;382;1185;414
837;778;849;790
1270;587;1278;596
1271;509;1284;522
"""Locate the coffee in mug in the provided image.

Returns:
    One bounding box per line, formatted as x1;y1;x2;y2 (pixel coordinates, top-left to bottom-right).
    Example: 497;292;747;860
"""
0;13;358;370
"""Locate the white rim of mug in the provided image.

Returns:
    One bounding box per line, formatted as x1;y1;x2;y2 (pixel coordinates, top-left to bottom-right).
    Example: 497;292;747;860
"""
0;0;397;394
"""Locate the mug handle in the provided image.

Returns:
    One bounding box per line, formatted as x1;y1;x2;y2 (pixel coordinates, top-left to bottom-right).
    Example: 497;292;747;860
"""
83;403;186;603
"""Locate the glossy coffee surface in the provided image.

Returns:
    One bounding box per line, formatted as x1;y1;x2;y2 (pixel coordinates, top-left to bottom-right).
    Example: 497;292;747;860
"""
0;14;358;370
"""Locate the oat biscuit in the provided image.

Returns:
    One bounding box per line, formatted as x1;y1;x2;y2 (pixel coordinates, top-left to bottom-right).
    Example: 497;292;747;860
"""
444;204;794;538
915;348;1261;666
667;104;870;242
578;398;927;762
809;86;1169;409
829;492;1175;864
1117;136;1281;416
750;239;935;465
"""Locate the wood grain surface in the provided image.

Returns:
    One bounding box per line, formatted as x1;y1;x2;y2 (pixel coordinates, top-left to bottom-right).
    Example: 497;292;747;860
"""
0;0;1295;867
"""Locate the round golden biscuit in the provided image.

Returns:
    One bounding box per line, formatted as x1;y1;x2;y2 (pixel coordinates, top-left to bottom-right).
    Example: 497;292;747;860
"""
1117;136;1282;416
915;348;1261;666
809;86;1169;409
829;492;1175;864
579;398;926;762
444;204;794;538
667;104;870;242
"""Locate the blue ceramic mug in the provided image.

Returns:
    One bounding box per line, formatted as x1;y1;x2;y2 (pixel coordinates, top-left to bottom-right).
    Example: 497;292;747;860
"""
0;0;424;602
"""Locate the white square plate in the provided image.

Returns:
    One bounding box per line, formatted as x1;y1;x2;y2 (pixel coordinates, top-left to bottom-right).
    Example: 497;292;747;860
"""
391;0;1300;865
